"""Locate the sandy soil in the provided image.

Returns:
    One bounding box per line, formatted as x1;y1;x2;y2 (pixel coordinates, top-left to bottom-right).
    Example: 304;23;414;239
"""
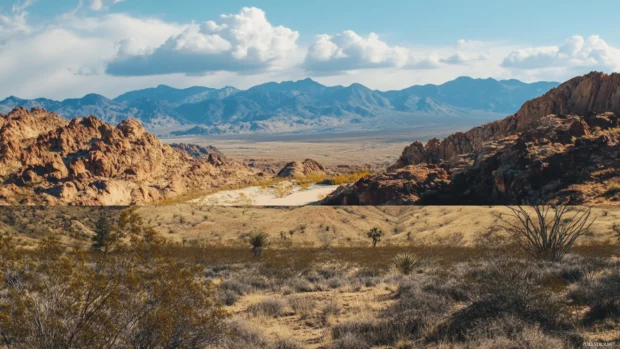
190;183;340;206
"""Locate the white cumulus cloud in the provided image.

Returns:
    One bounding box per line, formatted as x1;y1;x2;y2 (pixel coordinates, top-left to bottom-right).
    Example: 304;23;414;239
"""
303;31;486;73
106;7;299;76
501;35;620;72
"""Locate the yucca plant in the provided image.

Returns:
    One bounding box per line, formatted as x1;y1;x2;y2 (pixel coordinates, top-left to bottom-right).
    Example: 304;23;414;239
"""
393;253;419;275
249;232;268;258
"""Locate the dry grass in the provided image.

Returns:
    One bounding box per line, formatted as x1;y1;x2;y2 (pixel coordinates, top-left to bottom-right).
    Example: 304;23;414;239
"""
129;206;620;248
3;206;620;348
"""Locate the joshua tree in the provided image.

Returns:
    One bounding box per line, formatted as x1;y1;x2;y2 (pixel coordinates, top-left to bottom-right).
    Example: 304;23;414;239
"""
367;227;384;248
496;205;593;262
614;223;620;243
249;232;268;258
289;230;295;238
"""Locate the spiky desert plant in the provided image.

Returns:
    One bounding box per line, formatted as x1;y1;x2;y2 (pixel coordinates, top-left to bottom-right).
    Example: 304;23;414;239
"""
393;253;419;275
249;232;268;258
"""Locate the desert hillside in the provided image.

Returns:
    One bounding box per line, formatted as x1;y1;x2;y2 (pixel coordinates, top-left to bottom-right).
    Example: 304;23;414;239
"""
324;72;620;206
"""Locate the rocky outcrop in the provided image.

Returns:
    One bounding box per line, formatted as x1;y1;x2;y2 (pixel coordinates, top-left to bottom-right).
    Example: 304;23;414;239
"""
324;72;620;206
322;164;450;205
277;159;325;178
170;143;226;165
0;107;256;205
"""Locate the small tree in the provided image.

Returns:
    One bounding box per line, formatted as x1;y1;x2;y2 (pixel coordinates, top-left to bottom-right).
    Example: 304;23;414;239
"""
496;205;593;262
289;230;295;238
367;227;384;248
91;214;112;252
249;232;268;258
614;224;620;243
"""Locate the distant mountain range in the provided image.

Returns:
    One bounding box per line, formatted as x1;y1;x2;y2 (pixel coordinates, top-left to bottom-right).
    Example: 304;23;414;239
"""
0;77;559;135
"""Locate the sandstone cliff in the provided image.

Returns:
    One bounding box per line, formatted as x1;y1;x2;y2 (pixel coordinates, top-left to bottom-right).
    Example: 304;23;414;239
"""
0;107;256;205
324;72;620;206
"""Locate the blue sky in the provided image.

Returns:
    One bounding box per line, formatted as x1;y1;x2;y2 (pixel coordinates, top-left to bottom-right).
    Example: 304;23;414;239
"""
1;0;619;99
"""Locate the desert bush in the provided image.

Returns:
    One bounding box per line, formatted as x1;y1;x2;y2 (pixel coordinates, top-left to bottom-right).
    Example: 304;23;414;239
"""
317;229;336;249
327;277;343;289
430;258;569;342
220;289;241;306
288;296;316;319
393;253;420;275
421;275;469;302
0;212;225;349
274;338;303;349
328;333;371;349
329;171;370;185
220;319;271;349
286;276;316;293
553;253;605;284
331;318;394;347
272;182;294;198
388;280;454;338
247;298;286;317
568;268;620;323
321;300;340;324
455;315;568;349
496;205;593;261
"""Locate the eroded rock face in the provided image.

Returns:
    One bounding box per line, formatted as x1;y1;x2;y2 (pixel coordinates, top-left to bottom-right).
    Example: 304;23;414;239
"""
277;159;326;178
0;108;256;205
394;72;620;168
170;143;226;165
322;164;450;205
323;72;620;206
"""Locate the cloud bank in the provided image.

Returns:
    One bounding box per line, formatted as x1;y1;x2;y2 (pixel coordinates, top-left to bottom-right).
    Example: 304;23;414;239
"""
0;1;619;99
303;30;484;73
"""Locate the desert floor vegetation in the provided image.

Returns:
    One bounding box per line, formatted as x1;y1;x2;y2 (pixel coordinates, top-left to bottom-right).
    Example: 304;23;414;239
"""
0;206;619;348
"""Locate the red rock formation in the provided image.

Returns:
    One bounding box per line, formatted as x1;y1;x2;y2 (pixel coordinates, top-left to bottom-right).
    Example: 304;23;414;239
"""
395;72;620;168
324;72;620;206
0;108;257;205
